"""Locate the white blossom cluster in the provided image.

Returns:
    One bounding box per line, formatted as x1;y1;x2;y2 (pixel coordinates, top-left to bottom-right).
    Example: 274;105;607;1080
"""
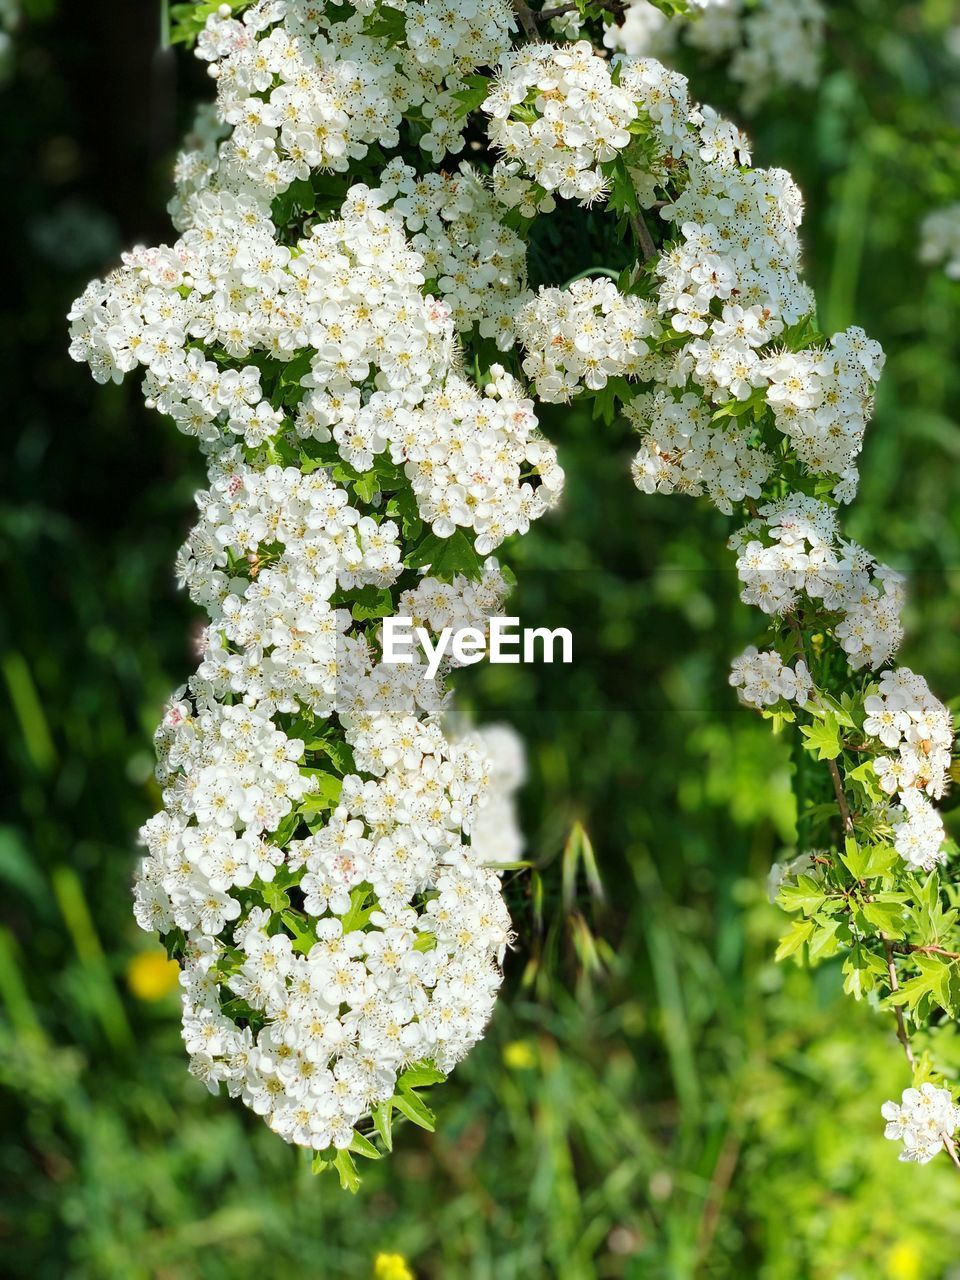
864;668;954;872
71;0;957;1168
763;329;884;500
505;50;880;508
483;41;638;206
730;495;905;672
376;159;529;349
136;698;312;938
68;0;567;1157
68;180;561;552
197;0;515;174
626;388;771;514
517;277;662;400
728;646;811;710
180;459;401;716
920;204;960;281
882;1084;960;1164
126;435;523;1149
381;367;564;555
605;0;824;114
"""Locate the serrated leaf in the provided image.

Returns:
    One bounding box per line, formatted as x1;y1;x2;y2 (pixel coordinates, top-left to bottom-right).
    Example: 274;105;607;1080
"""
778;874;827;914
393;1089;436;1131
353;471;380;504
301;770;343;816
339;883;374;934
349;1130;382;1160
774;918;814;962
808;917;844;962
372;1101;393;1152
333;1148;361;1193
351;586;394;623
841;836;869;880
406;528;483;579
860;901;906;937
397;1063;446;1090
799;714;842;761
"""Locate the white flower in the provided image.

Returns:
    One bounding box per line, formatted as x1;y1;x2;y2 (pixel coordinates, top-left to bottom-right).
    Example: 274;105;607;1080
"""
882;1084;960;1164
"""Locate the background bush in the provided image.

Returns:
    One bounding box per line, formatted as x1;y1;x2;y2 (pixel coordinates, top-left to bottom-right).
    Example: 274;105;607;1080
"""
2;2;959;1275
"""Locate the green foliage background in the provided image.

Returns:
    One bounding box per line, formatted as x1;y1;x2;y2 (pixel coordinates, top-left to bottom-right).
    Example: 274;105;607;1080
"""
2;2;959;1275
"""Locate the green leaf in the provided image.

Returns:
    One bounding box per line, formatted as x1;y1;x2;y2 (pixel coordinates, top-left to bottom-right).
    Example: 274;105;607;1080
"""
799;713;842;761
339;883;374;934
372;1102;393;1152
333;1148;361;1193
840;836;869;880
260;881;290;913
406;528;483;579
397;1063;446;1090
847;758;883;803
808;917;845;962
774;918;814;962
351;586;394;623
393;1089;436;1132
301;770;343;816
777;874;827;914
353;470;380;504
349;1130;382;1161
452;72;489;119
889;956;945;1013
281;911;318;956
860;901;906;937
842;946;872;1000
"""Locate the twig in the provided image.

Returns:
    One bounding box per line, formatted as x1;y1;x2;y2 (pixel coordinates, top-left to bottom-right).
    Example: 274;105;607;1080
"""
883;937;916;1070
891;942;960;961
631;212;657;262
944;1135;960;1172
540;0;627;20
827;759;853;835
511;1;541;40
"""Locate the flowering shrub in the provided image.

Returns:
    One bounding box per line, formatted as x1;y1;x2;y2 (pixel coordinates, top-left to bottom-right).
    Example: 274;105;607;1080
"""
70;0;959;1180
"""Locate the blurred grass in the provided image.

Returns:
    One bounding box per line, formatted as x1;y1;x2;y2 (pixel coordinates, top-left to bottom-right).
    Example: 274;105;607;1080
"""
2;1;960;1276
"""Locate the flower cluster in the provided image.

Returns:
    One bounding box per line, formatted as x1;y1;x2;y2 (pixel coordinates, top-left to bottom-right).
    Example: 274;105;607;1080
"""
627;388;771;514
69;0;568;1161
517;277;662;401
483;41;637;205
882;1084;960;1164
729;646;811;710
731;496;905;672
920;204;960;280
376;159;529;349
198;0;515;175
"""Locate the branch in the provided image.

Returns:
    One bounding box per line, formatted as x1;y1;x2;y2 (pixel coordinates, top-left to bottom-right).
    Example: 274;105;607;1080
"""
827;759;853;835
891;942;960;961
512;1;542;40
631;212;657;262
883;938;916;1070
540;0;628;20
